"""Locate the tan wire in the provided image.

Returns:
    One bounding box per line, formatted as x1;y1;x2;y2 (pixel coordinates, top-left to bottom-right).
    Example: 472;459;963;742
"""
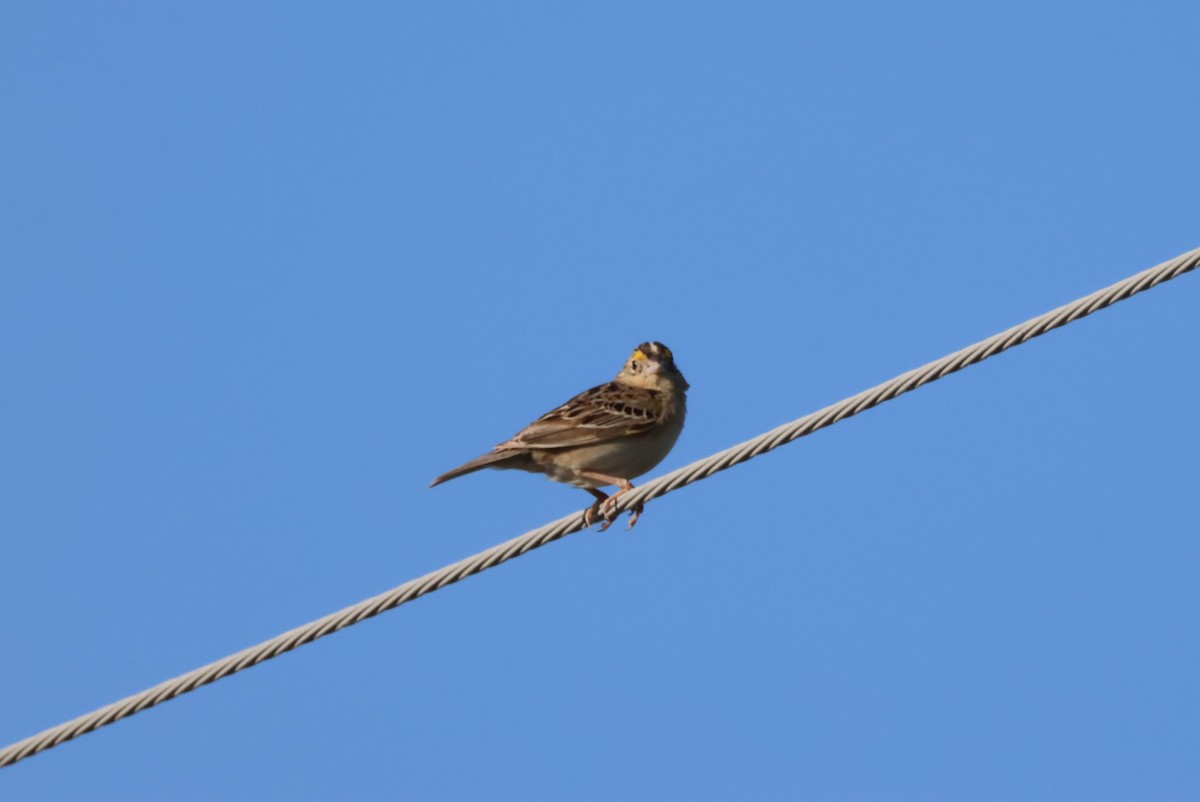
2;246;1197;769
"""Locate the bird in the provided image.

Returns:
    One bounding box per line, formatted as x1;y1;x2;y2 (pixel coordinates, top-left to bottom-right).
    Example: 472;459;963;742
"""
430;341;689;531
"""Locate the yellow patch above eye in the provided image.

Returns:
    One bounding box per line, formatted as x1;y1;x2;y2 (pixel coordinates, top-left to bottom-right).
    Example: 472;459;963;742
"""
632;349;647;361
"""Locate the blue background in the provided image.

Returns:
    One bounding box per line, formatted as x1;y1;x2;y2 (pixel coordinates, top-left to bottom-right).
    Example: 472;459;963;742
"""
3;2;1198;799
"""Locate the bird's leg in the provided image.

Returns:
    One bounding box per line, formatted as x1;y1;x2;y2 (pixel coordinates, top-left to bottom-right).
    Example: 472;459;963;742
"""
583;488;608;528
579;472;639;532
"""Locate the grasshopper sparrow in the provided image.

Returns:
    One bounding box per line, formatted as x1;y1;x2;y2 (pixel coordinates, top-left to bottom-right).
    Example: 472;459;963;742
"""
431;342;688;530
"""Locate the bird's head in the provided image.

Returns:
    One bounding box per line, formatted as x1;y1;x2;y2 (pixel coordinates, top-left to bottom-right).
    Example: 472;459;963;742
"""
617;341;689;391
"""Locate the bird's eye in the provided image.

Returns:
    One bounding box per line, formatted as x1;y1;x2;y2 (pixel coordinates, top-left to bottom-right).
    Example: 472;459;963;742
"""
630;360;640;372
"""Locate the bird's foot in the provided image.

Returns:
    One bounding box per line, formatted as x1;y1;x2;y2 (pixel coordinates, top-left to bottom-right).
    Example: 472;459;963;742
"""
583;489;609;529
584;499;605;528
597;487;642;532
625;500;645;530
579;476;639;533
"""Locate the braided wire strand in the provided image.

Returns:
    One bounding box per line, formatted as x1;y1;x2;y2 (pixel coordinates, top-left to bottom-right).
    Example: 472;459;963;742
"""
2;246;1197;769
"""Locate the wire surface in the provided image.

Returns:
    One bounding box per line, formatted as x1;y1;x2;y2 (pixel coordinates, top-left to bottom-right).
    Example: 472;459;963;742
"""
2;246;1197;769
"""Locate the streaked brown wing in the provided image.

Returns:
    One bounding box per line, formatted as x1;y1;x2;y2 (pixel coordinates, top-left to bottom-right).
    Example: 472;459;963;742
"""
501;382;664;450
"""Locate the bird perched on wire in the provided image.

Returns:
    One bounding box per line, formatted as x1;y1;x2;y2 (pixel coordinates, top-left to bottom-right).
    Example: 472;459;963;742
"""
430;342;688;531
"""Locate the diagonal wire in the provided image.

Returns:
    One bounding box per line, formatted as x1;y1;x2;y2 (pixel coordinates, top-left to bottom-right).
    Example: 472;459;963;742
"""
2;246;1197;769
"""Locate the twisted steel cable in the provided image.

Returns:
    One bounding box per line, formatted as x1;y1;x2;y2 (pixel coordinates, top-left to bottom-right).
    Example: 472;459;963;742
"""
2;246;1197;769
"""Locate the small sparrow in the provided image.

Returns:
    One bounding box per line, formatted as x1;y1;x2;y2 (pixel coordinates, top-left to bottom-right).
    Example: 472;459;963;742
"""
431;342;688;530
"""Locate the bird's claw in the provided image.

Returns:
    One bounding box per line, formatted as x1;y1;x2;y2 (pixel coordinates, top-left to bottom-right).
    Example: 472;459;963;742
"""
595;496;644;533
584;498;605;528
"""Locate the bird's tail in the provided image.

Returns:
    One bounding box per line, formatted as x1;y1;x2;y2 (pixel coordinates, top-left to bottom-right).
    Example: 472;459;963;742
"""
429;450;526;487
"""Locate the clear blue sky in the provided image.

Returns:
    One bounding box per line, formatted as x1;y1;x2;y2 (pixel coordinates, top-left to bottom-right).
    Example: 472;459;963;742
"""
3;2;1198;799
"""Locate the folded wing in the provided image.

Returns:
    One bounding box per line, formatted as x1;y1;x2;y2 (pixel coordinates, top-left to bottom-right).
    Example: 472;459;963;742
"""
502;382;665;450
